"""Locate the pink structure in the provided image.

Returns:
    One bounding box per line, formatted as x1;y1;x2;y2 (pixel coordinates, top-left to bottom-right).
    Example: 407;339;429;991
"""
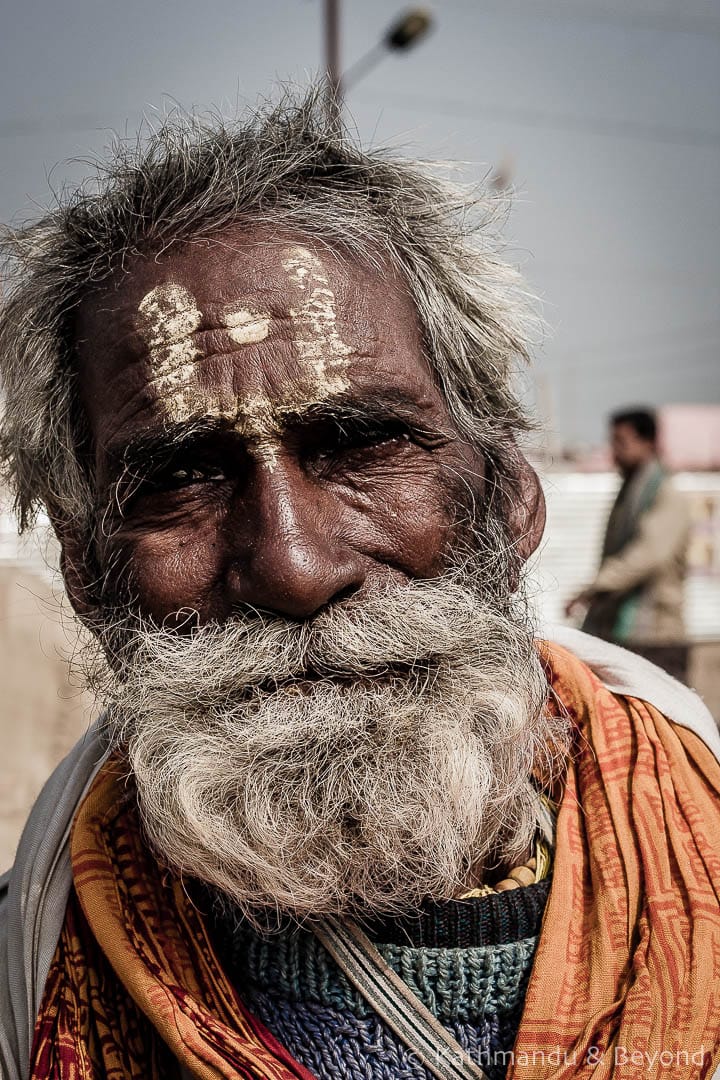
659;405;720;471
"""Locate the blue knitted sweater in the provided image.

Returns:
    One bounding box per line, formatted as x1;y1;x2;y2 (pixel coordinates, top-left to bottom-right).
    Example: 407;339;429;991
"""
211;879;550;1080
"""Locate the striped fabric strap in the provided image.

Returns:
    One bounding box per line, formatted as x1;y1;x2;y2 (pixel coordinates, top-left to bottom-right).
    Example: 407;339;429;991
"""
313;917;490;1080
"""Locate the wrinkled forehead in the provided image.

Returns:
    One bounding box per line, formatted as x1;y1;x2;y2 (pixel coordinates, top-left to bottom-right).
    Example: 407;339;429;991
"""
72;227;444;461
74;227;423;380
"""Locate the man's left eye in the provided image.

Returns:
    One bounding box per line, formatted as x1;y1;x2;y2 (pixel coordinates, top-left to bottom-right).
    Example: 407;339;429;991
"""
160;465;227;489
310;424;418;472
331;425;412;455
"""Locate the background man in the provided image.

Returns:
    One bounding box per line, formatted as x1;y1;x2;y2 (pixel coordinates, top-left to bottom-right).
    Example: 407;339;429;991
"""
567;407;691;680
0;95;719;1079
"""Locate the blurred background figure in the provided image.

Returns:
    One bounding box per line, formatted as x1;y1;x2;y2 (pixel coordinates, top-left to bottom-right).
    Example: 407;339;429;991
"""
566;407;691;680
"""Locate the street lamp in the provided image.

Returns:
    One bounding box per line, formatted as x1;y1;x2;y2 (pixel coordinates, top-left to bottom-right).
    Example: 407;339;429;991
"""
325;5;434;130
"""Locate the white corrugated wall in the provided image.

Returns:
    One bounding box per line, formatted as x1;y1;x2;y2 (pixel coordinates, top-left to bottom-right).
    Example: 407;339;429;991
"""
531;471;720;641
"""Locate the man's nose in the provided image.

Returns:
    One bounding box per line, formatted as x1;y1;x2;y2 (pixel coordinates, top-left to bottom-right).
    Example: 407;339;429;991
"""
225;459;368;619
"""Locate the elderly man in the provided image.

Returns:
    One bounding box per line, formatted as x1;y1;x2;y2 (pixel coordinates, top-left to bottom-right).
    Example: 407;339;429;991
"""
1;96;719;1080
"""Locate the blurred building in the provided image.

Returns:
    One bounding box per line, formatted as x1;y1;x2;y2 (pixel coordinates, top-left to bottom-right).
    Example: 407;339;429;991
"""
659;406;720;473
532;469;720;640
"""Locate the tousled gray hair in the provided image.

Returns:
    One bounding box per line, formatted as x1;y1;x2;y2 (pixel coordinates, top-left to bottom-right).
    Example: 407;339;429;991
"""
0;87;533;536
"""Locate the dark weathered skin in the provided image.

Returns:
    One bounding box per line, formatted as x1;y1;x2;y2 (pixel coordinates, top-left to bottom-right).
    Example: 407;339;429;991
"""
65;227;544;623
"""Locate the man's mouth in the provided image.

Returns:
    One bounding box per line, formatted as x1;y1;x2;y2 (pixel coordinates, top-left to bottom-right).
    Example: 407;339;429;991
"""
248;660;433;696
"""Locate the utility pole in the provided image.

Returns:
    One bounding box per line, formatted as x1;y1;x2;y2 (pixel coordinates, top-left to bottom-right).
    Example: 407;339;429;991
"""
323;5;433;130
324;0;342;133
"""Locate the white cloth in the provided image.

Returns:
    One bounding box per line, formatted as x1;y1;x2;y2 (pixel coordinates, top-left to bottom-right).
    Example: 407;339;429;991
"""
547;625;720;756
0;628;717;1079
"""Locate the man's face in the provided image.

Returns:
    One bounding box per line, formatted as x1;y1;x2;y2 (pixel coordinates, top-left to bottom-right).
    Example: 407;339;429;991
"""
611;421;655;475
68;226;559;922
75;228;482;622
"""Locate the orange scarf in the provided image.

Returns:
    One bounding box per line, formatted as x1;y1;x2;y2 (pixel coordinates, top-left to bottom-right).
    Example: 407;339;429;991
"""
31;644;720;1078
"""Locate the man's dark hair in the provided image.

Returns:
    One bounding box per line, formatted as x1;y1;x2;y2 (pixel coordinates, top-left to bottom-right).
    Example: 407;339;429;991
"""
610;407;657;443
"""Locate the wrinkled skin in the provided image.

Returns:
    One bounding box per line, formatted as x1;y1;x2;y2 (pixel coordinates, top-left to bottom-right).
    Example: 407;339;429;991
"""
65;228;544;623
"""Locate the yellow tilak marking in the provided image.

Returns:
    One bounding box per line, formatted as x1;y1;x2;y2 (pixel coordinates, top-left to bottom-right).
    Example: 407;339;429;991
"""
281;246;353;392
223;307;271;345
136;250;353;471
136;283;204;423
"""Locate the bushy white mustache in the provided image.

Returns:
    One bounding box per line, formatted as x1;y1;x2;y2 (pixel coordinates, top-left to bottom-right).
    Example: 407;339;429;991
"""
98;573;568;925
110;576;518;696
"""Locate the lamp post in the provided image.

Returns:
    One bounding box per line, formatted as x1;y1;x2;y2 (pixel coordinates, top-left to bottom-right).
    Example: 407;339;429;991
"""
324;5;434;129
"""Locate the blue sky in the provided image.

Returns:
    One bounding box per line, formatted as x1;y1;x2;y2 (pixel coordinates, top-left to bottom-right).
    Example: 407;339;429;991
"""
1;0;718;447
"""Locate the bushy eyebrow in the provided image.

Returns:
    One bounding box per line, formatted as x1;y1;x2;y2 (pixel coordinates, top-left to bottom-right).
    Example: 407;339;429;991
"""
104;389;451;482
279;393;442;433
104;417;229;477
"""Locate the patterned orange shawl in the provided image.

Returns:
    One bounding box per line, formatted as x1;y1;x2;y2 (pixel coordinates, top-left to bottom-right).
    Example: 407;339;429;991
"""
31;644;720;1078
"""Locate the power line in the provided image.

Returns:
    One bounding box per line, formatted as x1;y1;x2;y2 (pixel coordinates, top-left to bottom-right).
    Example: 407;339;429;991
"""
553;337;720;371
551;320;720;362
354;89;720;149
555;346;720;383
466;2;720;38
6;95;720;146
0;113;106;139
532;266;720;284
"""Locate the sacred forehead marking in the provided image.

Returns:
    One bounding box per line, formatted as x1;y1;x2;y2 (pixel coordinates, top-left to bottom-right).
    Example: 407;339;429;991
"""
280;245;352;394
222;306;271;345
136;283;204;422
134;246;354;468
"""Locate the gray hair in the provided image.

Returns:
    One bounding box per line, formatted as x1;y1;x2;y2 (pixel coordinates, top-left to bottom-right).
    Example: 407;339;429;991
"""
0;87;533;536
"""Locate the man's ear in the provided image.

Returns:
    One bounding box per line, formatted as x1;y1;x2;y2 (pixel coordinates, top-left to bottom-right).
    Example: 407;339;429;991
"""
505;449;546;565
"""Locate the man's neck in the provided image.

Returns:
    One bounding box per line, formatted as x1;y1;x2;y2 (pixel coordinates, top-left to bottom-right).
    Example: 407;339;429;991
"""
620;453;658;482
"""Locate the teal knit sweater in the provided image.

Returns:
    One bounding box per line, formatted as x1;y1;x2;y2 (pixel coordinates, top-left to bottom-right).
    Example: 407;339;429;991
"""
210;878;550;1080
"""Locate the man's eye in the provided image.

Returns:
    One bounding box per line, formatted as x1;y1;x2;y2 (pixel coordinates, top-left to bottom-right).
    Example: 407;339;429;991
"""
326;424;411;456
156;465;227;489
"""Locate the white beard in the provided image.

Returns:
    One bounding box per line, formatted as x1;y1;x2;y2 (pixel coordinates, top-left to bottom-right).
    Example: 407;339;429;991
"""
98;571;567;925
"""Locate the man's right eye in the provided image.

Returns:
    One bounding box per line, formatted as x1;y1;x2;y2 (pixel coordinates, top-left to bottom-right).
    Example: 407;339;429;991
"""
154;465;227;490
